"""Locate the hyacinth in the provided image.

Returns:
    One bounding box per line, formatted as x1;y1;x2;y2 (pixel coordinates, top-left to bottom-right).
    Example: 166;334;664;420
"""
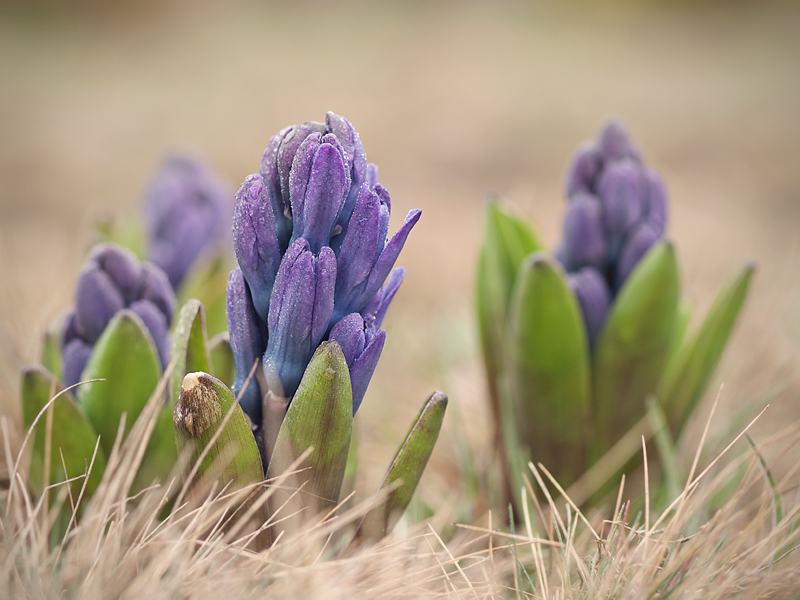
227;112;421;422
557;120;668;345
145;154;232;289
61;243;176;387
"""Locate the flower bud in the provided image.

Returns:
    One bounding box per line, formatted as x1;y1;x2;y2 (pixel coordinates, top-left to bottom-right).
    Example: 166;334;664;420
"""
329;313;387;414
598;119;636;162
62;338;93;388
568;267;611;347
128;299;170;368
89;244;142;305
140;263;177;325
562;192;606;272
145;155;231;289
642;168;667;236
288;132;349;253
226;268;266;422
262;239;336;398
565;141;602;196
232;174;283;322
74;265;125;344
596;159;644;248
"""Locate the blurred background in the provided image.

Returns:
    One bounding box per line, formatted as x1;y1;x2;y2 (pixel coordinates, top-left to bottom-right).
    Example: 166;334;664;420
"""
1;0;799;515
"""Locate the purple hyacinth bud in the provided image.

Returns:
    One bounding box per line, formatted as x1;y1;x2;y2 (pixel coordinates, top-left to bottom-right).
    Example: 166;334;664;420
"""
226;268;266;422
288;132;349;253
333;196;421;323
326;112;368;228
62;338;93;388
260;127;294;251
262;239;336;398
128;299;170;368
276;121;329;204
89;244;142;305
596;159;644;249
568;267;611;347
360;267;405;329
562;192;606;272
329;313;386;414
61;309;79;350
615;222;660;290
565;142;602;196
145;155;232;289
232;174;283;322
73;265;125;344
139;262;177;326
642;168;667;237
598;120;635;162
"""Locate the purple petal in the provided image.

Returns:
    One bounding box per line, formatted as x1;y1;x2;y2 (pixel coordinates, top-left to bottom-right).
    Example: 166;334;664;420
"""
565;141;602;196
232;174;283;322
276;121;328;203
349;329;385;414
140;262;177;326
90;244;142;305
61;309;79;350
260;127;294;250
596;159;644;246
366;163;379;189
615;222;661;289
598;120;635;161
327;112;367;227
568;267;611;348
312;247;337;344
128;299;170;368
74;265;125;344
562;192;606;271
329;313;367;366
361;209;422;310
226;268;266;423
290;139;349;253
62;338;93;388
361;267;405;328
263;239;318;398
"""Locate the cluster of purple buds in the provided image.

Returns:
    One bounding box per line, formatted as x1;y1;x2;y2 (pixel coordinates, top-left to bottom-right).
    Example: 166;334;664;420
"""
145;155;232;289
61;244;176;387
556;120;668;346
227;112;421;423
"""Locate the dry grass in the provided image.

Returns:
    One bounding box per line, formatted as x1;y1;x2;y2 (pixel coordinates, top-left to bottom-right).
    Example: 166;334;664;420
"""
3;378;800;599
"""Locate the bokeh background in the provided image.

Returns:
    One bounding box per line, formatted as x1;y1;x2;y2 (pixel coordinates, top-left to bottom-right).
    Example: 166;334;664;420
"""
1;0;799;513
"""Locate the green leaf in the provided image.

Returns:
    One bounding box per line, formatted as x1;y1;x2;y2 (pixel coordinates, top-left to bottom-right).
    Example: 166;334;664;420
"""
507;253;590;487
664;299;692;374
21;366;106;499
209;332;235;390
267;341;352;515
177;253;231;339
357;391;447;540
658;262;755;438
476;200;543;421
169;299;212;408
134;406;179;492
78;311;162;458
592;241;680;457
173;372;263;485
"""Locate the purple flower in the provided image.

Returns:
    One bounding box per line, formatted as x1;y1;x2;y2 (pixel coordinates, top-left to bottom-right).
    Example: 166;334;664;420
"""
227;112;419;421
557;120;669;346
145;155;232;289
61;243;176;387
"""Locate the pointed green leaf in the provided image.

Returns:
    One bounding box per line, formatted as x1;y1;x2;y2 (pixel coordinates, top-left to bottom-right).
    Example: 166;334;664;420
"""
21;366;107;498
267;341;352;515
209;332;235;390
178;253;231;338
592;241;680;456
357;391;447;540
659;262;755;438
507;253;590;486
476;200;543;421
173;372;263;485
169;299;212;408
78;310;162;458
134;406;179;492
664;299;692;373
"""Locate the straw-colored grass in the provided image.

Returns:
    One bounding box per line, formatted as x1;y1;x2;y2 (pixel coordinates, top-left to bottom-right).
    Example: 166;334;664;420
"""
2;377;800;600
